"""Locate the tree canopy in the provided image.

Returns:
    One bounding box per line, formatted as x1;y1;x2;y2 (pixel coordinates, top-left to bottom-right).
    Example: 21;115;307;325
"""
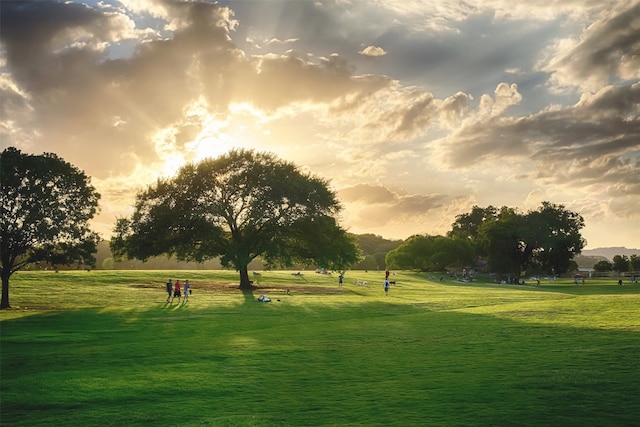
593;260;613;272
443;202;587;279
385;235;473;271
352;234;402;270
612;255;630;272
111;149;360;289
0;147;101;309
477;207;532;279
448;205;499;257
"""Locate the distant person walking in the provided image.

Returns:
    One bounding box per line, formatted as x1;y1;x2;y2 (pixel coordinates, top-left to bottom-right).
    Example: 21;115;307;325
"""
338;274;343;288
166;279;173;302
385;269;390;280
384;278;390;296
171;280;182;303
183;279;190;302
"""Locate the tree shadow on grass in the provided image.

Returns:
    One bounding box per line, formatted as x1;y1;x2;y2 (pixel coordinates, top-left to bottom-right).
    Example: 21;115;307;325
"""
242;286;256;304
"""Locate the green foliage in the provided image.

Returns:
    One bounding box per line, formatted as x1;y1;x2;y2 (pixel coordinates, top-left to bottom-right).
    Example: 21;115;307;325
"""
452;202;586;279
101;257;115;270
593;260;613;272
477;207;529;278
448;205;498;257
0;147;101;309
528;201;586;275
386;234;473;271
111;149;360;288
612;255;630;272
353;233;402;270
356;233;395;253
352;254;379;270
631;254;640;272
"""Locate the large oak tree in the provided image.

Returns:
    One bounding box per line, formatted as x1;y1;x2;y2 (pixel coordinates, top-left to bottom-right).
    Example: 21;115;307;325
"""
0;147;101;309
111;149;360;289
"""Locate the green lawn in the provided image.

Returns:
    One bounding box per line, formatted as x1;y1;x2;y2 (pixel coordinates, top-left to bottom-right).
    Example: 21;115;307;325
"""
1;270;639;426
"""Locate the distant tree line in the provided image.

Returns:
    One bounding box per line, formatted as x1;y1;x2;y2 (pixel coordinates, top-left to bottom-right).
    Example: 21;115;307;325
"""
593;255;640;273
385;203;586;280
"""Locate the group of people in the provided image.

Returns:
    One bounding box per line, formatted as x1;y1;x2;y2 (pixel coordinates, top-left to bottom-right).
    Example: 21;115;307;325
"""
339;269;394;295
166;279;190;303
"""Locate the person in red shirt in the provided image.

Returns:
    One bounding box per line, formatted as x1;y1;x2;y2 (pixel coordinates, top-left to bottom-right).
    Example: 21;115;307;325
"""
171;280;182;303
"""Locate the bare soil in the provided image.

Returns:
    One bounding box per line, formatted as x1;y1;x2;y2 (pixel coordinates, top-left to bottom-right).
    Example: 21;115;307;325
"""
133;282;345;294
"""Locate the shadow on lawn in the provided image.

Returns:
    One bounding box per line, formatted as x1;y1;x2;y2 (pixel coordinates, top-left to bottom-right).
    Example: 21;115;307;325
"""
3;301;640;427
242;286;256;304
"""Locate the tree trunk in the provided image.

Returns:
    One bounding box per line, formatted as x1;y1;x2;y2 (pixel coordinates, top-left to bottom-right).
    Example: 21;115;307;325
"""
1;272;10;309
238;265;253;290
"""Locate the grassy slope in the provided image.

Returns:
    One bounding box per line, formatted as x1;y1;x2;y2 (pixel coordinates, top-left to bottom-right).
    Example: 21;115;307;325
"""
1;270;639;426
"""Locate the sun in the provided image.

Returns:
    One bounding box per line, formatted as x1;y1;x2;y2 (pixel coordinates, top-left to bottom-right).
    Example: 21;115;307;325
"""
178;98;272;164
186;131;232;162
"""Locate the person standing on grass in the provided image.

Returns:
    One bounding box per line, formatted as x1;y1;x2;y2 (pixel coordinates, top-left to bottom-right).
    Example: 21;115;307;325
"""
384;278;390;296
338;274;343;287
166;279;173;302
172;280;182;303
183;279;190;302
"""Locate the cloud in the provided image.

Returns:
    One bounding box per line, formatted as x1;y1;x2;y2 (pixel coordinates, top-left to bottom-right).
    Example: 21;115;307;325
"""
1;0;638;247
359;45;387;57
441;81;639;166
0;0;244;175
541;1;640;93
479;83;523;117
437;81;640;226
337;184;447;233
0;0;391;176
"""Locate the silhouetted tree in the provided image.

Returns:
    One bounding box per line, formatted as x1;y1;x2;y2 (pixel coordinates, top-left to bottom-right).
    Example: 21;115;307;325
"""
0;147;101;309
111;149;360;289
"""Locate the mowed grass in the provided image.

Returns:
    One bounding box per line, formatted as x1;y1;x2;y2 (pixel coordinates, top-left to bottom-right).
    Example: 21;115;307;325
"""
1;270;640;426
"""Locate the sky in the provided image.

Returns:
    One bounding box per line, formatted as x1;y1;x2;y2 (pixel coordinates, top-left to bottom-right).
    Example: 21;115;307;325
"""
1;0;639;250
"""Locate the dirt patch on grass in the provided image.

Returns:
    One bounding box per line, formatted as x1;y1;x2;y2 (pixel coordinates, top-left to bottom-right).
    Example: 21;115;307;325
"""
131;282;345;294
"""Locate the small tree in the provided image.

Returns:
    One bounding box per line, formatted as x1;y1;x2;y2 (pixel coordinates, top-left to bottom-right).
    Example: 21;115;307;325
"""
0;147;101;309
593;260;613;272
612;255;630;273
111;149;360;289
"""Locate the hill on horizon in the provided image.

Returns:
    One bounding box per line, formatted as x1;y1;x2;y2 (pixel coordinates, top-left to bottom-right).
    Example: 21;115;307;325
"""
582;247;639;261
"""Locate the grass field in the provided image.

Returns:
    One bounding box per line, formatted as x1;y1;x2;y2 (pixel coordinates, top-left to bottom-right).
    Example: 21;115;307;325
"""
1;270;640;426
